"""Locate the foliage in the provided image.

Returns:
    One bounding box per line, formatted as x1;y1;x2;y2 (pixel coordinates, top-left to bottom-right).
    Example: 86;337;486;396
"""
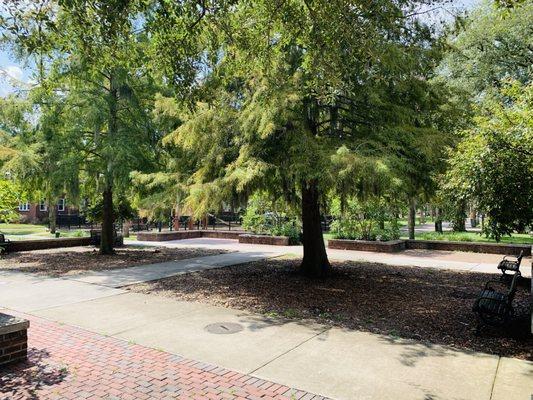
440;1;532;95
241;193;301;244
0;178;21;223
442;81;533;241
330;198;400;241
83;195;136;224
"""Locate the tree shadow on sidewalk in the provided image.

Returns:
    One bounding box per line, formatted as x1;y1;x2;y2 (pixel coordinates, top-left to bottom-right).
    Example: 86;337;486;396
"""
0;347;68;399
128;257;533;359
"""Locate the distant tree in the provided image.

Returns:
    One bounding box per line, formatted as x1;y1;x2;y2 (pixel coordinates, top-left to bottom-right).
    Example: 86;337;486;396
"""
441;1;532;95
1;0;165;252
442;81;533;241
0;179;21;223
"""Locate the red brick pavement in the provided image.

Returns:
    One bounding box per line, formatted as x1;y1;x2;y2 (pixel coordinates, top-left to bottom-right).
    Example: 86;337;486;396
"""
0;313;327;400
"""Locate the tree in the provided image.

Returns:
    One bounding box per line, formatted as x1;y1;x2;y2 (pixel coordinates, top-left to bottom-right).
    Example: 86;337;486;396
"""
0;179;21;223
1;0;164;253
442;81;533;241
155;0;447;276
440;1;532;95
438;0;532;237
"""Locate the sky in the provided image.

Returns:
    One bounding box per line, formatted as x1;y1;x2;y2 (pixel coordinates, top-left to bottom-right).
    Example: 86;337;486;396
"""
0;0;481;98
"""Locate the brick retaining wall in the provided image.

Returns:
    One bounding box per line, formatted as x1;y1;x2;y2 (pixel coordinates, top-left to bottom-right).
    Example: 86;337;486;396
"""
328;238;530;256
405;240;530;256
238;234;290;246
137;230;282;243
136;230;203;241
202;230;242;240
0;313;29;367
328;239;405;253
7;237;93;252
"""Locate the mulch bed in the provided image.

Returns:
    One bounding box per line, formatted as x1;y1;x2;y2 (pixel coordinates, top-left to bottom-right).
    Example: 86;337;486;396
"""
129;257;532;360
0;245;228;276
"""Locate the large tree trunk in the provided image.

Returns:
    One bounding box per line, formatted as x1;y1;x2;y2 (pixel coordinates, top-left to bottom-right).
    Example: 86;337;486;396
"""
100;186;114;254
434;207;443;233
408;198;416;240
100;73;118;255
48;200;57;234
300;179;330;277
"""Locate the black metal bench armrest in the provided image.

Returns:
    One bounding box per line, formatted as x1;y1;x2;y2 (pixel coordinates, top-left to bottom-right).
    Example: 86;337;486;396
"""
484;279;508;291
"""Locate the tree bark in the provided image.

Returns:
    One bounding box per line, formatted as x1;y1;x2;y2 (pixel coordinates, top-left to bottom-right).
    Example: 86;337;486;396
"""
300;179;330;277
408;198;416;240
100;186;114;254
434;207;443;233
48;200;57;234
419;206;425;224
100;72;118;255
452;202;466;232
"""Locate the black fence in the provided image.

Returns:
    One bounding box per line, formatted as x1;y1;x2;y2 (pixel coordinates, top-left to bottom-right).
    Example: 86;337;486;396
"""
55;214;88;230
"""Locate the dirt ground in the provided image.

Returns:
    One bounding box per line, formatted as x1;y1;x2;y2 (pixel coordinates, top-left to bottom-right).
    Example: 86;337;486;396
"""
0;245;228;276
129;257;532;360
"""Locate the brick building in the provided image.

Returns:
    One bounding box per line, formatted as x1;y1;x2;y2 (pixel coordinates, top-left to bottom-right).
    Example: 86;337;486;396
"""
17;198;78;224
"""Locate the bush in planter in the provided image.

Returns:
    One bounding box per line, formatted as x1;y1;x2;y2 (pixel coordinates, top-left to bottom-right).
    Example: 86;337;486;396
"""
242;195;301;244
331;218;399;241
270;221;301;245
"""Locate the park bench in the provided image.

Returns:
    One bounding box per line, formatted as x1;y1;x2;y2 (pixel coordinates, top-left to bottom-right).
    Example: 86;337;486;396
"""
472;270;521;331
497;250;524;276
0;234;10;254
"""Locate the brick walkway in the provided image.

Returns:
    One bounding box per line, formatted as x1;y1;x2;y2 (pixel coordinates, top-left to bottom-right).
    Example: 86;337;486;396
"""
0;313;327;400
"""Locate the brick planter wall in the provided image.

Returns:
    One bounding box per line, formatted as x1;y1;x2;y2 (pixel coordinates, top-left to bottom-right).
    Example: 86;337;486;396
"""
405;240;531;256
0;313;29;367
137;231;203;241
7;237;93;252
137;230;290;245
328;239;405;253
327;238;530;256
137;230;242;242
238;234;290;246
202;230;242;240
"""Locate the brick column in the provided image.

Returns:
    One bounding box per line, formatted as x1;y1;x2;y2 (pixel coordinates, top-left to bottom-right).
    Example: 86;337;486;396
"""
0;313;29;366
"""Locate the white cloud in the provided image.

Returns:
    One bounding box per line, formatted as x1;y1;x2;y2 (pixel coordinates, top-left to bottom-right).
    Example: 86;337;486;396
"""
4;65;24;81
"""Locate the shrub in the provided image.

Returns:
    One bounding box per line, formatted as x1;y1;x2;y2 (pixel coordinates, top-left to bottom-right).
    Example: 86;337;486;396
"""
241;194;301;244
331;218;399;241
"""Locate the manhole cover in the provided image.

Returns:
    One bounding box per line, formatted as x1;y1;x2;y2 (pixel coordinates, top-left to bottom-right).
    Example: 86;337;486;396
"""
204;322;243;334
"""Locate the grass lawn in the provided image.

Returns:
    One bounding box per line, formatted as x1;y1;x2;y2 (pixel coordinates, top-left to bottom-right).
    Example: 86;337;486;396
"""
0;223;90;240
402;231;533;245
0;223;46;236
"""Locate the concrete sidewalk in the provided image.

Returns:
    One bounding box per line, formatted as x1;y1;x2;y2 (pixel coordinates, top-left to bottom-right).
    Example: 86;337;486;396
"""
130;237;532;277
1;242;532;399
1;284;531;400
68;251;281;287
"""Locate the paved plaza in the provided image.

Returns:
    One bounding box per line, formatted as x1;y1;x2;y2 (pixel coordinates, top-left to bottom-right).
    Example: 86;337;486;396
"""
1;312;323;400
0;238;531;400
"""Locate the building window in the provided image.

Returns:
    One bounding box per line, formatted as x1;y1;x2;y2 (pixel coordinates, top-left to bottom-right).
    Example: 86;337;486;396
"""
39;200;47;212
19;202;30;212
57;198;65;212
